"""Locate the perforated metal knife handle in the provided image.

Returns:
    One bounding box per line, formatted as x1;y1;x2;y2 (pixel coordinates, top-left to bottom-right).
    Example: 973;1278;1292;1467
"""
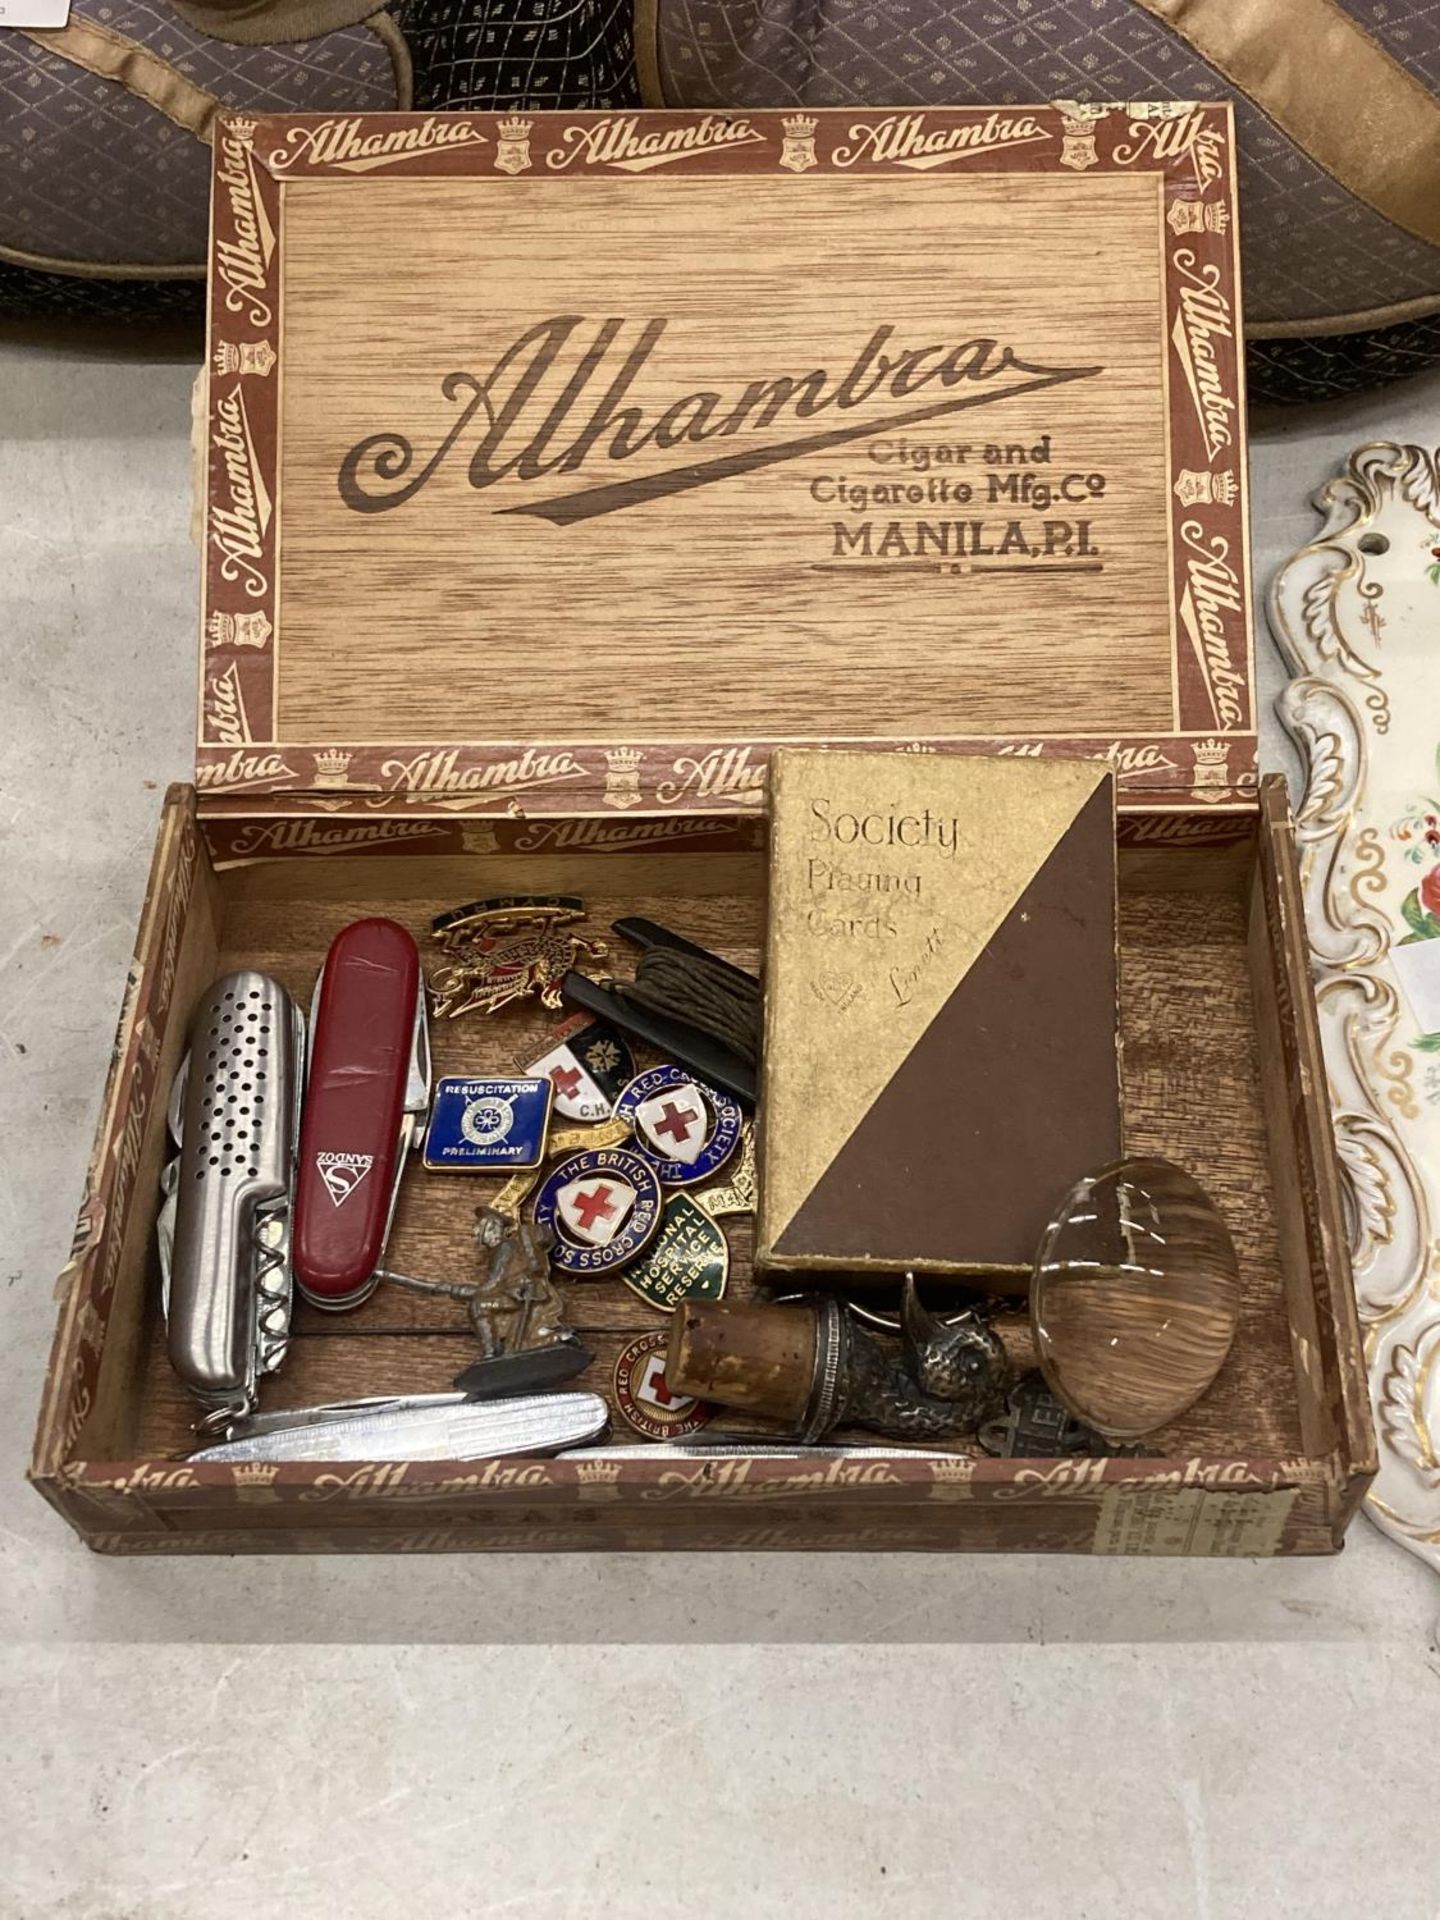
165;972;302;1421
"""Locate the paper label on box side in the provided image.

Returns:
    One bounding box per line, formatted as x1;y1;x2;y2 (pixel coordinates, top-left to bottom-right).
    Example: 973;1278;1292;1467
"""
1092;1486;1296;1556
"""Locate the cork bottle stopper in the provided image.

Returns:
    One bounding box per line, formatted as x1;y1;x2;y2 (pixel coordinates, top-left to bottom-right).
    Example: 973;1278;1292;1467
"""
666;1301;818;1425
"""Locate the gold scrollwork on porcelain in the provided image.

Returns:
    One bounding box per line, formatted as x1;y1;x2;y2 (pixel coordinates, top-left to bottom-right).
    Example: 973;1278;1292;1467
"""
1377;1326;1440;1487
1318;973;1430;1324
1272;439;1440;1576
1398;448;1440;528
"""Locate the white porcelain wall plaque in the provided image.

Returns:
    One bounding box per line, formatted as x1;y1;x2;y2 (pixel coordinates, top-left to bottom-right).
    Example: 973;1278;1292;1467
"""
1271;441;1440;1574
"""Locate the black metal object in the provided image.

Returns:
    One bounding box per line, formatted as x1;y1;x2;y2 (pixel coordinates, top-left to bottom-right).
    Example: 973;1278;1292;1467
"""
559;916;761;1106
453;1342;593;1399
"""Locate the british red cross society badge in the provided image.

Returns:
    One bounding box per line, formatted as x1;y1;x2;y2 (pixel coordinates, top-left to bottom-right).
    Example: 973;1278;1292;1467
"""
533;1146;663;1274
615;1066;742;1188
613;1330;715;1440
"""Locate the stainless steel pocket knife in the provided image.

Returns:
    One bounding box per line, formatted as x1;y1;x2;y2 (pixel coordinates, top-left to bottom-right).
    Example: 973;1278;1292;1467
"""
156;970;304;1433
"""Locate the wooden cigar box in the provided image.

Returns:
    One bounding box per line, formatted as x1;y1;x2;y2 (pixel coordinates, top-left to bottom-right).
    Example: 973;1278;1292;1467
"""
30;105;1373;1555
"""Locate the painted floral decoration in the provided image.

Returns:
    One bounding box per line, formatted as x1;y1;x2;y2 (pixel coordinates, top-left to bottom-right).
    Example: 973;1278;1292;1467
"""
1388;771;1440;1054
1401;861;1440;943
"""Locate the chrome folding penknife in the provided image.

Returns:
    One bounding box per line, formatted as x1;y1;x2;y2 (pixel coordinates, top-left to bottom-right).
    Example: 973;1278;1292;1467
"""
187;1389;610;1462
156;970;305;1433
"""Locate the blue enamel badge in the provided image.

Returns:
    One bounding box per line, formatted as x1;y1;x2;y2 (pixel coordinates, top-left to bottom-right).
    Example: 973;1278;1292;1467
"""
422;1075;553;1171
534;1146;664;1275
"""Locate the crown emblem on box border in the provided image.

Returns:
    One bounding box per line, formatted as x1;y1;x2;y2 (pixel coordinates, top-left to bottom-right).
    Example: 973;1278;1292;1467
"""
604;745;644;810
1055;102;1105;172
233;1463;282;1500
1168;196;1230;235
1173;467;1238;508
206;610;273;650
212;339;277;378
495;116;534;175
1191;737;1232;794
576;1460;623;1494
313;747;355;786
780;114;819;173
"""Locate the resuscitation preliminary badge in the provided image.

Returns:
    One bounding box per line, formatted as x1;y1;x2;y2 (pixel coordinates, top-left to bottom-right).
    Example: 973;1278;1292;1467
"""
525;1016;634;1122
621;1193;729;1313
616;1065;743;1187
534;1146;664;1274
613;1330;715;1440
422;1076;553;1170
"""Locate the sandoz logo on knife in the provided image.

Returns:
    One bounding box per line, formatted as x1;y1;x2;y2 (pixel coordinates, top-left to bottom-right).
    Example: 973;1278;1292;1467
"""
317;1151;374;1206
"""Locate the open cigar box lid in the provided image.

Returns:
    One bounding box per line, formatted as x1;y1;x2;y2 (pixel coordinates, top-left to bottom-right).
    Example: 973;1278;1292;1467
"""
198;104;1253;826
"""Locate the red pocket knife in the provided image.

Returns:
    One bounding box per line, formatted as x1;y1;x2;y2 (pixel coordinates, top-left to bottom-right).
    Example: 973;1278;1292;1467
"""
294;918;430;1310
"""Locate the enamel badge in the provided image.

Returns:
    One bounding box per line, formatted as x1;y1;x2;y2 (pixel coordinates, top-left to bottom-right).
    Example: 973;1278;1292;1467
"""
525;1016;634;1122
616;1066;743;1188
428;896;606;1021
534;1147;663;1274
634;1080;708;1164
613;1330;715;1440
422;1076;553;1170
622;1194;729;1313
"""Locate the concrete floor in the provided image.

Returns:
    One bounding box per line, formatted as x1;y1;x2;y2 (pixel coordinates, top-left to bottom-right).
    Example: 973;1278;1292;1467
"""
3;326;1440;1918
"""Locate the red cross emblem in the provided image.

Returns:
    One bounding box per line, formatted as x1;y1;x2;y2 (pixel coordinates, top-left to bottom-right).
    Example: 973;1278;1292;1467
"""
635;1082;709;1166
653;1100;698;1144
639;1353;690;1410
549;1063;584;1100
571;1183;616;1232
556;1173;636;1248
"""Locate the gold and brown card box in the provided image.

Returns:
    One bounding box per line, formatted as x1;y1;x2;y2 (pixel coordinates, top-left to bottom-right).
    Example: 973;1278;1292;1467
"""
28;108;1375;1558
760;751;1121;1280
